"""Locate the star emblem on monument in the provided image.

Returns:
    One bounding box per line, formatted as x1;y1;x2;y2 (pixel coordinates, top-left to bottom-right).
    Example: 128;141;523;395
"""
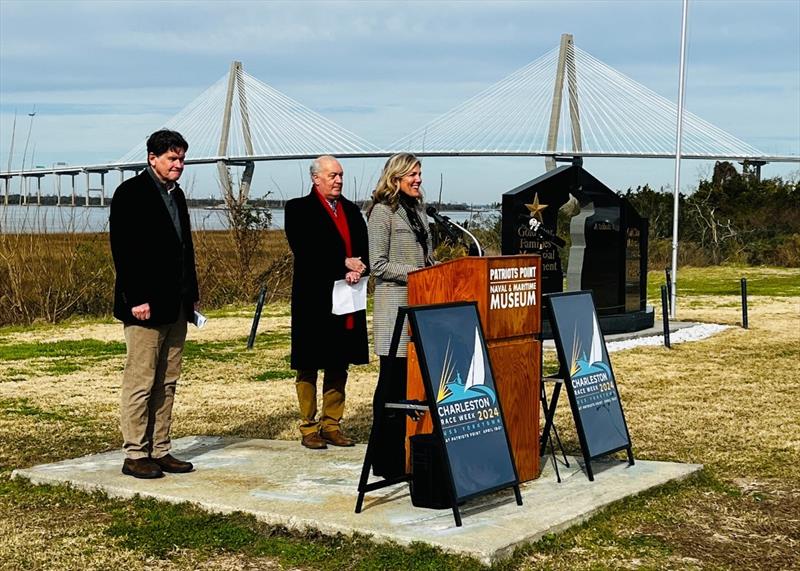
525;193;548;222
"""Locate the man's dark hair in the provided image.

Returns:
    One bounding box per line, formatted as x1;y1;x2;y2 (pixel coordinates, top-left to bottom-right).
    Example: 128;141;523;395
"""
146;129;188;156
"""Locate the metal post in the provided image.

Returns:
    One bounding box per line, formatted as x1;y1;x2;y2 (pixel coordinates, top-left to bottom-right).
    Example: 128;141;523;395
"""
661;285;671;349
247;286;268;349
740;277;748;329
665;267;672;313
100;171;106;207
670;0;689;319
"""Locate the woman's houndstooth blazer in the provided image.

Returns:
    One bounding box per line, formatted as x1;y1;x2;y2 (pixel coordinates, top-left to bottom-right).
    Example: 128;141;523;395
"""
368;201;434;357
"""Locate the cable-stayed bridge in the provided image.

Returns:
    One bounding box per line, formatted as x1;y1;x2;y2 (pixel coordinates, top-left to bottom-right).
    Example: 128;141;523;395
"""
3;35;797;206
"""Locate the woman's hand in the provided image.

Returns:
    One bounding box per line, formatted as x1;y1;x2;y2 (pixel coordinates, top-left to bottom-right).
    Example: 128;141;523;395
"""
345;271;362;284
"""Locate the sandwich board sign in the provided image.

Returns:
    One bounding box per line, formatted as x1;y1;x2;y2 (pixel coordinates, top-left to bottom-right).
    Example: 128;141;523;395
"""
356;301;522;527
545;291;634;480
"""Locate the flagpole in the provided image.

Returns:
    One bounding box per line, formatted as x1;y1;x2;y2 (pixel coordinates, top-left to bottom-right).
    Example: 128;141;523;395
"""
670;0;689;318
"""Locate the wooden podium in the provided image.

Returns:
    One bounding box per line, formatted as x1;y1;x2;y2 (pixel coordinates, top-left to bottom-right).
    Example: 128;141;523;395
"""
405;255;542;482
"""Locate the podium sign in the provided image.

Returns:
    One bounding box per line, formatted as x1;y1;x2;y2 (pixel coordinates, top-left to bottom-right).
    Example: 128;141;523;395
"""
409;302;520;501
545;291;634;480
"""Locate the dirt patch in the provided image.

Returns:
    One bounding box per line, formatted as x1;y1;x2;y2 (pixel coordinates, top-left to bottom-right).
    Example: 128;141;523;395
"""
635;480;800;570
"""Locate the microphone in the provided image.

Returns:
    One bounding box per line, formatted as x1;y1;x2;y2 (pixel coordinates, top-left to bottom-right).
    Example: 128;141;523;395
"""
529;218;566;248
426;205;461;243
426;205;484;256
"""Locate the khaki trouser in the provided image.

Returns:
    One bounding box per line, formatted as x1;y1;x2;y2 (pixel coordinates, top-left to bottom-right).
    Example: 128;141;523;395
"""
121;311;187;459
295;368;347;436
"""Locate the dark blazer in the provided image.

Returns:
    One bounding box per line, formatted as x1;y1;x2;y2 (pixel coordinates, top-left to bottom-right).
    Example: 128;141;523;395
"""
109;170;199;325
285;190;370;370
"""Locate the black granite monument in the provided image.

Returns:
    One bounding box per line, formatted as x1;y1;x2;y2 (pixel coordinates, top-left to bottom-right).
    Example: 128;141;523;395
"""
501;164;653;334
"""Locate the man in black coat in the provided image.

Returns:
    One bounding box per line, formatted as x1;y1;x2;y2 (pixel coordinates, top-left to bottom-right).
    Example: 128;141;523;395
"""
109;129;199;478
285;155;369;449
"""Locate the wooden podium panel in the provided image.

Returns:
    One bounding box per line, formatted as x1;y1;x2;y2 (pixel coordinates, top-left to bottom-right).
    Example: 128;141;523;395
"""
405;256;541;340
405;255;542;482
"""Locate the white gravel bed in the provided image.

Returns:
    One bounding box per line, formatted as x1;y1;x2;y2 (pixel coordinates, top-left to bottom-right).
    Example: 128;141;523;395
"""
606;323;731;353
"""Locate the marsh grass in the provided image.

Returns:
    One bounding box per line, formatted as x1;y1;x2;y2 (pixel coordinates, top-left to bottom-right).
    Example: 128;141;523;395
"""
0;230;292;326
0;266;798;569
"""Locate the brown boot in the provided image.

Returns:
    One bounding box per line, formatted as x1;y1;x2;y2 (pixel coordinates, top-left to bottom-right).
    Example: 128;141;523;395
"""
122;458;163;479
301;432;328;449
152;454;194;473
320;429;355;447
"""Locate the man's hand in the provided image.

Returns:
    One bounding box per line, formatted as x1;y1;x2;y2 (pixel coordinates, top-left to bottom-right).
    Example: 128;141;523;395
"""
345;257;366;275
345;271;361;284
131;302;151;321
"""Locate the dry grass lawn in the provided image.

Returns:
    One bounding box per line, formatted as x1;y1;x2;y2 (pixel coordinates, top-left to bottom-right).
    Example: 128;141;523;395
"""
0;267;798;570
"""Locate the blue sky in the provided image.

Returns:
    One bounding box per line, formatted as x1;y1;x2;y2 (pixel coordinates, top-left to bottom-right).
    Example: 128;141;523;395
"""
1;0;798;204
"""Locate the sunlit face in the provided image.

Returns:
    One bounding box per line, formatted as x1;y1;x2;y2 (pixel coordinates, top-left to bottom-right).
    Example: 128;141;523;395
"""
398;164;422;198
312;158;344;200
148;147;186;184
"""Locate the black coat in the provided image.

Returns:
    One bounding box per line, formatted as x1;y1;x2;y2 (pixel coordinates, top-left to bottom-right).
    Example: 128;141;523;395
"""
109;170;199;325
285;191;370;370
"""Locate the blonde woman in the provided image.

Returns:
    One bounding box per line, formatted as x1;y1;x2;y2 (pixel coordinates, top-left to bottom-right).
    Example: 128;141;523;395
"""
367;153;434;478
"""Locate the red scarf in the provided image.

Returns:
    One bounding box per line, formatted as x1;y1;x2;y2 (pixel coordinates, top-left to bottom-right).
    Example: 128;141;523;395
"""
315;188;355;329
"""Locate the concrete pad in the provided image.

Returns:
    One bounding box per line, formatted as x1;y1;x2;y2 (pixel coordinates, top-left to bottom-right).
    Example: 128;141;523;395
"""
12;436;701;563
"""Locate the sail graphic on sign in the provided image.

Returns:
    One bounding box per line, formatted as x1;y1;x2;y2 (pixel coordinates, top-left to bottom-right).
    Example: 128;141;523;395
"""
569;317;613;384
589;314;603;364
464;326;484;390
437;327;498;405
437;338;456;402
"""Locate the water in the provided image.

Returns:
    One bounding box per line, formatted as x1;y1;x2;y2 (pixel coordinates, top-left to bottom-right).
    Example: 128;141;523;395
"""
0;205;495;234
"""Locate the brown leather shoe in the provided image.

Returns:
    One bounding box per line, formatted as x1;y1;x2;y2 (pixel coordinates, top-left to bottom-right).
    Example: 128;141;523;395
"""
152;454;194;473
301;432;328;449
122;458;163;479
320;429;355;447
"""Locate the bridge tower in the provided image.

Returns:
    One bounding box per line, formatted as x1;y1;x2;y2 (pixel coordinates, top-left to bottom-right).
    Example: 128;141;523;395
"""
217;61;256;207
545;33;583;171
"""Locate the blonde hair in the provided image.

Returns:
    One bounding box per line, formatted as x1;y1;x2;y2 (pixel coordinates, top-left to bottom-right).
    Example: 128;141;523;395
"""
370;153;421;213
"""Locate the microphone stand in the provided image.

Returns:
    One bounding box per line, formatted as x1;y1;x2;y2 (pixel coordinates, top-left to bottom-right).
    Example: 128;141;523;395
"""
447;218;484;257
427;206;484;256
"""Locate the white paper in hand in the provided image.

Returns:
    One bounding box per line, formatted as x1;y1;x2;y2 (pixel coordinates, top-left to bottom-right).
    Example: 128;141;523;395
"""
193;310;208;328
332;278;367;315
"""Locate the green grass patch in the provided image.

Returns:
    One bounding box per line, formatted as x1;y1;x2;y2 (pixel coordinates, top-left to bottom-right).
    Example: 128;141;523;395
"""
105;494;485;570
183;332;290;363
182;339;245;362
0;398;73;422
648;266;800;299
0;367;33;382
0;339;126;361
256;330;291;348
0;332;294;367
107;498;260;556
252;370;293;382
39;360;83;376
